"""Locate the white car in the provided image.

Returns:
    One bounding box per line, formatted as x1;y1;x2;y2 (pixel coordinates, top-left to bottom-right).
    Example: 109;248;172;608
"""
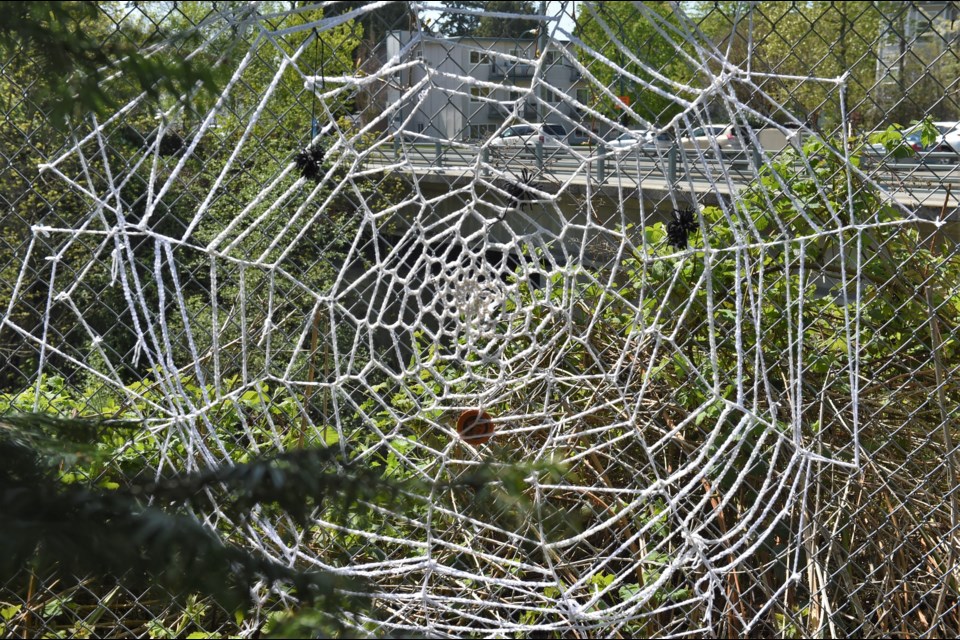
930;121;960;155
865;129;924;158
864;124;955;163
678;124;801;157
489;123;568;150
605;129;673;153
678;124;742;155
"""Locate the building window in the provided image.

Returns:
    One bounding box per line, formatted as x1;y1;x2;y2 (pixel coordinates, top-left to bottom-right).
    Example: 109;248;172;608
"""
471;86;490;102
544;51;560;66
495;87;522;101
469;124;499;140
544;87;561;103
576;89;591;106
470;50;491;65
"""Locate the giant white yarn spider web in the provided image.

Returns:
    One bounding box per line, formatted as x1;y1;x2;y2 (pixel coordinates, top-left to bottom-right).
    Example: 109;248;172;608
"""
6;1;933;636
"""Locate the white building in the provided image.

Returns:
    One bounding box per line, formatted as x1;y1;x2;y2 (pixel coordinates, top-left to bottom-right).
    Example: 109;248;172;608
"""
384;31;591;142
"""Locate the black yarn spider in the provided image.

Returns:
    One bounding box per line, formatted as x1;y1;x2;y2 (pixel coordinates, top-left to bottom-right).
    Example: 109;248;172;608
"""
295;143;326;182
505;168;536;211
666;208;698;250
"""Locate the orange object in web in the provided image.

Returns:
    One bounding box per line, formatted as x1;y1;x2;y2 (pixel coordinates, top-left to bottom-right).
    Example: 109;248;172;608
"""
457;409;495;446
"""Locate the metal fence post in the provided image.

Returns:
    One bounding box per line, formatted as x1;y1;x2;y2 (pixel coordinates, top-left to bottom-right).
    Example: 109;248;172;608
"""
669;144;678;185
435;141;443;167
482;147;490;176
536;141;543;170
597;153;605;183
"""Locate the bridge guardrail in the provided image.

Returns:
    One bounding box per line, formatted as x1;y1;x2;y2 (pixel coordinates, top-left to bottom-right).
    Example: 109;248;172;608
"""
373;142;960;191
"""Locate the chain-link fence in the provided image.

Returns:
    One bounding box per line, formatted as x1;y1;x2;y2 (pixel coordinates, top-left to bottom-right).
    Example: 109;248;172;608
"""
3;1;960;637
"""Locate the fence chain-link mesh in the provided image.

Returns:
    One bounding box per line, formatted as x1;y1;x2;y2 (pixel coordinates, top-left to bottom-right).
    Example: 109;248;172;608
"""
2;1;960;637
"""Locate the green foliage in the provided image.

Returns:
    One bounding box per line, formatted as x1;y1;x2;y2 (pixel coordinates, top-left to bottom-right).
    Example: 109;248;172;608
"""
0;413;379;625
323;1;409;45
0;372;572;636
621;133;959;418
4;2;959;636
432;1;539;38
382;132;960;635
474;1;539;38
0;1;220;126
0;1;401;392
433;0;484;36
613;137;959;632
575;1;693;124
693;2;883;130
866;116;940;157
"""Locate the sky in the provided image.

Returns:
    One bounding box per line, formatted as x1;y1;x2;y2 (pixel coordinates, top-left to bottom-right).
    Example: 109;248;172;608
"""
545;1;578;39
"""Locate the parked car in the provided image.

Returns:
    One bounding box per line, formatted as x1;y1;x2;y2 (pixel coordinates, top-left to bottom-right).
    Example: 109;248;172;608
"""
678;124;742;155
930;121;960;154
489;123;568;150
865;125;956;164
865;126;922;156
605;129;673;153
678;124;801;158
566;127;591;146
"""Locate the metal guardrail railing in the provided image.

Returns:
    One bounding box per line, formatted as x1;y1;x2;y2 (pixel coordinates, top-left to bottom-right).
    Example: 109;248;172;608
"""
377;142;960;194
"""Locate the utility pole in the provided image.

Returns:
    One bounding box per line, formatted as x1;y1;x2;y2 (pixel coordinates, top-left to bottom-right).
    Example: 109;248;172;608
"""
536;1;547;168
537;0;547;125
